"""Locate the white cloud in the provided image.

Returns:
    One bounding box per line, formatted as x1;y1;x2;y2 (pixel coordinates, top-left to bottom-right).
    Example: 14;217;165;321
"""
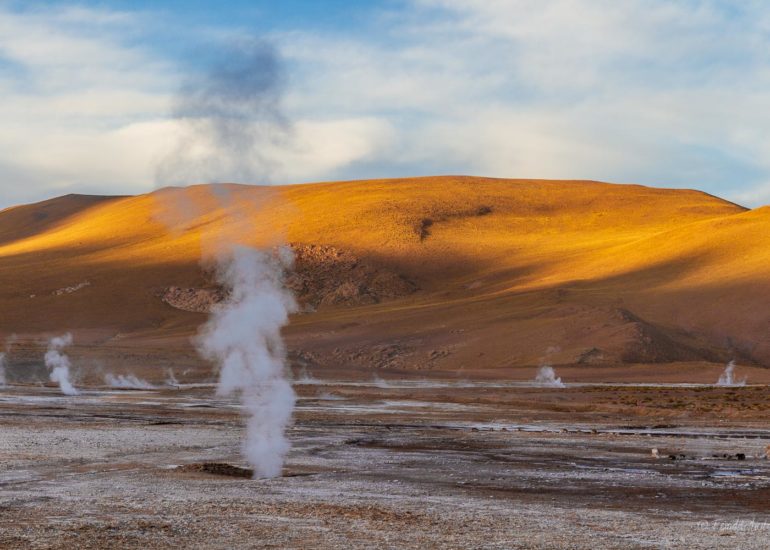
0;6;178;204
3;1;770;207
274;117;396;182
731;181;770;207
0;6;404;205
279;0;770;205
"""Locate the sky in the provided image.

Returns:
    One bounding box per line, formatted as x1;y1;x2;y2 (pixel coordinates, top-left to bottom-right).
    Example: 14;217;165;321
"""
2;0;770;208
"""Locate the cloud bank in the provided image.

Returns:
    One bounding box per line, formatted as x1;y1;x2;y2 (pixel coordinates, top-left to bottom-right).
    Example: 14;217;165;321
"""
2;1;770;206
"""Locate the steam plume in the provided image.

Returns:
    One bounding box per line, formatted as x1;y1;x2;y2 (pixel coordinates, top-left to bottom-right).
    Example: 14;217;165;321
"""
373;375;390;389
196;245;297;478
717;360;746;386
45;333;78;395
534;365;565;388
296;366;319;385
105;373;155;390
156;39;288;187
157;37;297;477
0;334;16;387
165;368;180;387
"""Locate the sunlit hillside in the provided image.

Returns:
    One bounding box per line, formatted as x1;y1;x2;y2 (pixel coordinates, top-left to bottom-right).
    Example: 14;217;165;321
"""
1;176;767;379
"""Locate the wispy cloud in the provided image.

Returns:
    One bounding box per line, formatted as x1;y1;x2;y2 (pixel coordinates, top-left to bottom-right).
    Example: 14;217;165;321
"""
279;0;770;204
0;5;177;204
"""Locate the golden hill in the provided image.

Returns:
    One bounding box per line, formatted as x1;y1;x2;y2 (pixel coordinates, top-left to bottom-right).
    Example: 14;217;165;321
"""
0;176;767;381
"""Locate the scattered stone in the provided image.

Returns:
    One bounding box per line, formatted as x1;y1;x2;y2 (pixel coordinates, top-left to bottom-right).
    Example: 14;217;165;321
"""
162;244;417;314
161;286;225;313
286;243;417;308
176;462;253;478
53;281;91;296
668;453;688;461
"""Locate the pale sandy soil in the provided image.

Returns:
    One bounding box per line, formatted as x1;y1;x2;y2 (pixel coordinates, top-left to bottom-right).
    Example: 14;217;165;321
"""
1;380;770;549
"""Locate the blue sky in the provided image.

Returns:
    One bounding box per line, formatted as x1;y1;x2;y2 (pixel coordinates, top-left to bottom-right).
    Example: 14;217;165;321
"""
2;1;770;207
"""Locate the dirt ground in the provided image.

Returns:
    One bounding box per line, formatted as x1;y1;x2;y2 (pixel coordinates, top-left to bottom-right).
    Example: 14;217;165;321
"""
1;378;770;549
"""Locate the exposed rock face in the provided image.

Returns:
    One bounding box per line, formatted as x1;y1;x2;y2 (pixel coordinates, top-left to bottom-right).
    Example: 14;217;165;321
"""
285;244;417;309
161;243;417;313
161;287;226;313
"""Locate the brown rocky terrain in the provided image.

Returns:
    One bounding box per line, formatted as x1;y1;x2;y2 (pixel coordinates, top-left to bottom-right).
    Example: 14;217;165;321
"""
160;243;416;314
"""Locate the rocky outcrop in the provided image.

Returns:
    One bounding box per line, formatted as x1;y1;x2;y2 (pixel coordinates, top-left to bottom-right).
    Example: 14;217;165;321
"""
284;243;417;309
161;243;417;313
161;287;226;313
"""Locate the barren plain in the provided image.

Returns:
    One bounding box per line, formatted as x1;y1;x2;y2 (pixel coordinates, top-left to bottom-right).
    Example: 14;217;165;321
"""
2;377;770;549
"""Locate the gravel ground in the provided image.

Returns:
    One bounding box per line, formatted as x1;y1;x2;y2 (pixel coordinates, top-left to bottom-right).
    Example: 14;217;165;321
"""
1;383;769;548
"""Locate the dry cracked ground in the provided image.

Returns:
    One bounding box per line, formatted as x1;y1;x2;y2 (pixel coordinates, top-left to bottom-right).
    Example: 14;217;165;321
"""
1;379;770;549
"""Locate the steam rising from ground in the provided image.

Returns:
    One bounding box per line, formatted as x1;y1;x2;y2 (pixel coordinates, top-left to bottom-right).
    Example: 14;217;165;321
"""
717;360;746;386
196;246;297;478
165;368;180;387
373;375;391;389
0;335;16;387
535;365;565;388
156;37;297;477
104;373;155;390
45;333;78;395
295;366;320;385
156;39;288;187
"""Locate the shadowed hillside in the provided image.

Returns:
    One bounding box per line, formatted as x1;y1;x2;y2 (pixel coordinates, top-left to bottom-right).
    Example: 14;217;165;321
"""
0;176;767;380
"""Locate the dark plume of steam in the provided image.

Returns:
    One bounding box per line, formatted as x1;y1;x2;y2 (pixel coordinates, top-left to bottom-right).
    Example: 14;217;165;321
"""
156;39;289;187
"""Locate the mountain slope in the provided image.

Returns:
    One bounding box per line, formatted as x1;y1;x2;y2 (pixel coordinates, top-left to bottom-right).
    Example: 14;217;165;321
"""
0;176;766;379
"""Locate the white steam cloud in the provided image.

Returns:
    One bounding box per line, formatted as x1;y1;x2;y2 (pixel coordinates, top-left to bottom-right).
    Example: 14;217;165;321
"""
45;333;78;395
165;368;180;387
157;37;298;477
373;375;391;389
295;366;319;385
104;373;155;390
0;334;17;387
534;365;565;388
717;360;746;387
196;245;298;478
